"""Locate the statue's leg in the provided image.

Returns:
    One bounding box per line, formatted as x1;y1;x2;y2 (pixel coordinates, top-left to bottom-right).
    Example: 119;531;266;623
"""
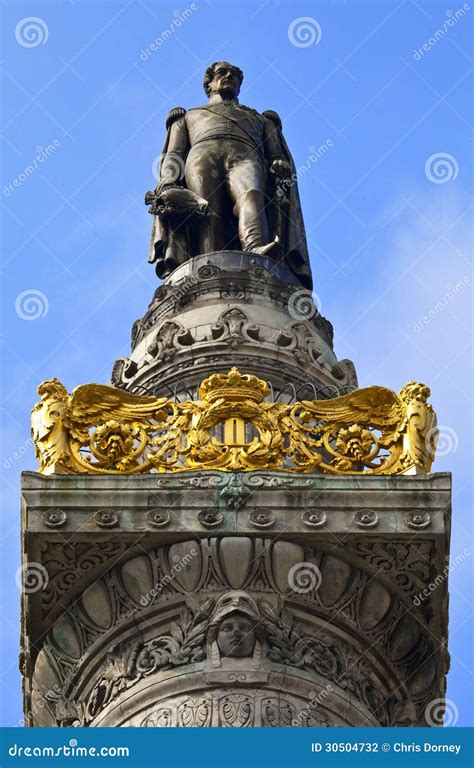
227;151;269;251
185;145;225;253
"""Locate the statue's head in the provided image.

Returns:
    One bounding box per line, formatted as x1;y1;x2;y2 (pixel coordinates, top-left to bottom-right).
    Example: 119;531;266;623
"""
203;61;243;99
207;591;263;658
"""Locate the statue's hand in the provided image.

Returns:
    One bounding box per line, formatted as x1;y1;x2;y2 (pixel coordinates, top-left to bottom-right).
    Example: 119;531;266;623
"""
156;181;180;195
270;158;291;180
144;190;156;206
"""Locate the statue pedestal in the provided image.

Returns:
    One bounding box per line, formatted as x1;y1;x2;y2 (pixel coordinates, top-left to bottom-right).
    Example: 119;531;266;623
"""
21;470;451;727
112;251;357;398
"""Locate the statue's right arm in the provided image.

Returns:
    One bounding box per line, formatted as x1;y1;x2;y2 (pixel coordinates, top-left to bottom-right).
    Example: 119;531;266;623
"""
158;107;189;190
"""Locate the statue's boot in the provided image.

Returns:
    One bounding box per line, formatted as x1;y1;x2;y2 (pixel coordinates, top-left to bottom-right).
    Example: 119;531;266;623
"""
249;241;282;259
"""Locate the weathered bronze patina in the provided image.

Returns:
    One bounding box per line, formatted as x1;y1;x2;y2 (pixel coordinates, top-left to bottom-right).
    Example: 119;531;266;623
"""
145;62;312;288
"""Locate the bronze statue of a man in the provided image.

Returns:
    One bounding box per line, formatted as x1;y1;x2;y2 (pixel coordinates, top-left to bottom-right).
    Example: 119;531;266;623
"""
146;61;312;289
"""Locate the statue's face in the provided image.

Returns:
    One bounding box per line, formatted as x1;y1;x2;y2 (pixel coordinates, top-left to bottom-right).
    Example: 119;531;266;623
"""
216;612;256;657
208;62;241;99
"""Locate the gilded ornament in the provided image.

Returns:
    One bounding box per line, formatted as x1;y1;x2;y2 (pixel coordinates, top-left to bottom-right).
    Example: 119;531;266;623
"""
31;368;438;476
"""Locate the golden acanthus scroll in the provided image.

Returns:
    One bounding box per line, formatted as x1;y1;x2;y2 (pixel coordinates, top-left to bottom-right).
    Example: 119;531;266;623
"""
31;368;438;476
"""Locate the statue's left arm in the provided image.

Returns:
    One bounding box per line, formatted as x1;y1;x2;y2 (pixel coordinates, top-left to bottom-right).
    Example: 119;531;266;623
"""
262;111;291;179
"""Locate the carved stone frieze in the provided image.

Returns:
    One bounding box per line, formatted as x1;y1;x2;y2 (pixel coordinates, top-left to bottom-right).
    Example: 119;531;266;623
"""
276;322;325;367
338;539;434;614
138;693;335;728
211;308;260;348
40;541;129;619
28;533;443;728
146;320;196;365
220;283;246;300
109;251;352;395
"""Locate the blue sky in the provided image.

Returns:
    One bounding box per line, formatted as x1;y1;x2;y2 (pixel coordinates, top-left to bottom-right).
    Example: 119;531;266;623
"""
1;0;472;727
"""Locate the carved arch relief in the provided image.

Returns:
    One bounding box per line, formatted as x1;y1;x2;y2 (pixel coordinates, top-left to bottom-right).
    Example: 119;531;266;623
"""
30;537;438;728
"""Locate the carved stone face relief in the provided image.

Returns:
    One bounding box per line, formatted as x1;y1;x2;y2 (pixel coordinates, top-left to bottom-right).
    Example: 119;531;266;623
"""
217;612;256;658
206;591;263;666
